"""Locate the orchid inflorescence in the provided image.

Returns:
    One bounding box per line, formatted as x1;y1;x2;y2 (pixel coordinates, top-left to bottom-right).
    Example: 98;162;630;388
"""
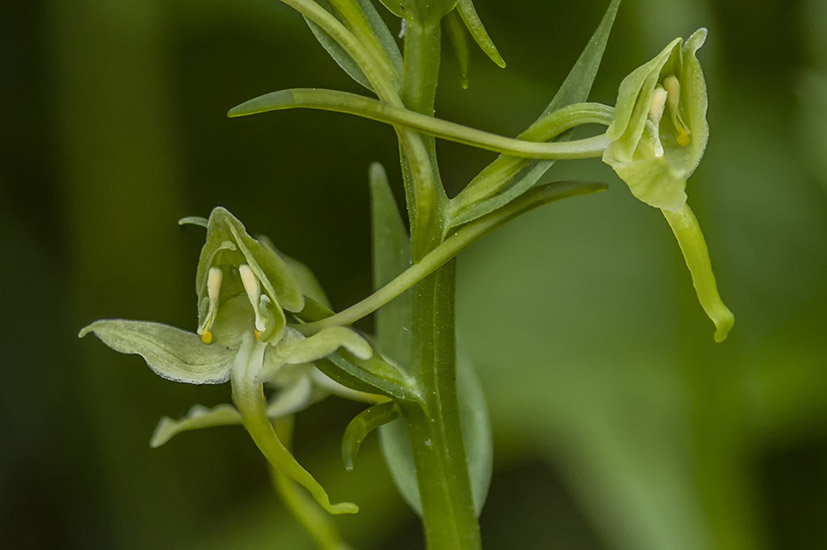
80;0;733;545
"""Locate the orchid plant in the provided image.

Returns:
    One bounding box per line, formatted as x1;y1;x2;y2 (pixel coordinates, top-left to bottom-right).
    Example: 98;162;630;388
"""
79;0;733;548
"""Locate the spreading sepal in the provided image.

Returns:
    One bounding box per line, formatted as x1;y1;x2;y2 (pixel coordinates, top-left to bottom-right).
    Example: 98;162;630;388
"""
79;320;236;384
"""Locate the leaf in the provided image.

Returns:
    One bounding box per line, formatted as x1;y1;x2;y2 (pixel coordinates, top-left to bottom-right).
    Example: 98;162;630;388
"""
341;401;400;470
79;319;235;384
353;0;404;76
445;10;471;89
379;350;492;516
305;2;372;91
305;0;403;93
450;0;622;228
377;0;457;21
370;162;413;368
151;403;242;448
317;351;420;403
456;0;506;69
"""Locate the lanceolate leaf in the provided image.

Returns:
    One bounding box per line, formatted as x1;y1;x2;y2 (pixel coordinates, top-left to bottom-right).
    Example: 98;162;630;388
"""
456;0;506;69
370;162;413;367
450;0;622;228
317;351;420;402
353;0;404;76
379;350;493;516
342;401;400;471
305;0;403;93
79;320;235;384
306;15;373;91
446;10;472;89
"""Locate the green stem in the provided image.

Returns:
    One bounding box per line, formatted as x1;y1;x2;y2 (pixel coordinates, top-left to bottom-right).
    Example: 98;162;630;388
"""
401;17;445;259
300;180;605;331
394;15;480;549
404;262;481;550
230;89;613;160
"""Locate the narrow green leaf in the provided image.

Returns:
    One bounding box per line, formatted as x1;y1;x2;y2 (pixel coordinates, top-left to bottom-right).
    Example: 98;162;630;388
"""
342;401;400;470
305;0;403;93
450;0;621;228
456;0;506;68
317;351;420;402
305;0;373;91
446;10;471;89
376;0;457;21
379;350;493;516
353;0;404;77
370;162;413;367
151;403;242;448
79;319;235;384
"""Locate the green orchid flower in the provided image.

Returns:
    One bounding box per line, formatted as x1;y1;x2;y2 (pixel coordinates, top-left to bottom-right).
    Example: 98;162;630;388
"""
80;208;374;514
603;29;734;343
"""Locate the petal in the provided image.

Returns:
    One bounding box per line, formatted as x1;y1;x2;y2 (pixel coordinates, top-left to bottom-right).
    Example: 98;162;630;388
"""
662;204;735;342
266;376;316;418
150;403;242;448
282;326;373;364
79;320;235;384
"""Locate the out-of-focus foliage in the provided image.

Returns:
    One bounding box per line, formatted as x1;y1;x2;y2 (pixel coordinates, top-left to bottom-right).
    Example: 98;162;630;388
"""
2;0;825;549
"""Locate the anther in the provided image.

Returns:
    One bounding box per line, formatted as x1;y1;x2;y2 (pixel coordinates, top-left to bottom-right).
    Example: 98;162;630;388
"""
198;267;223;344
239;264;266;339
663;76;691;146
648;85;668;158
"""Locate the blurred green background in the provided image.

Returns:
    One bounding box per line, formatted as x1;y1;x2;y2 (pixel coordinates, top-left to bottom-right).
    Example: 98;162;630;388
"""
2;0;826;548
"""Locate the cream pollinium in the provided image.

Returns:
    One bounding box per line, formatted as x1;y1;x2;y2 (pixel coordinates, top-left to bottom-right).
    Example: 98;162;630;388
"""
647;75;692;155
198;267;224;344
239;264;267;341
648;85;668;158
662;75;691;146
